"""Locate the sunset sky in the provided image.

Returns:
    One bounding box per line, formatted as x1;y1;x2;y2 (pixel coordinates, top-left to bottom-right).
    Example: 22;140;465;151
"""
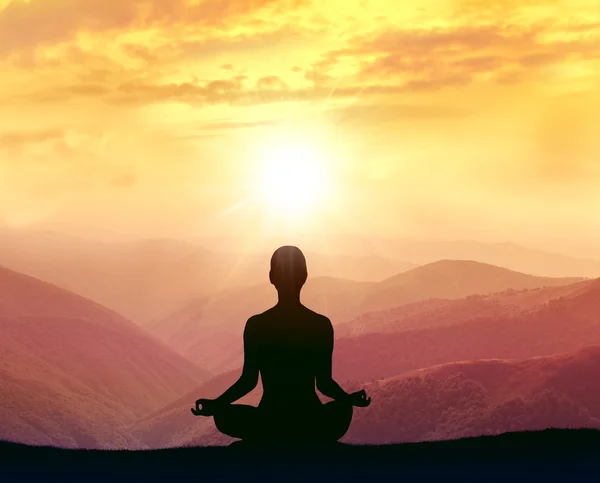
0;0;599;255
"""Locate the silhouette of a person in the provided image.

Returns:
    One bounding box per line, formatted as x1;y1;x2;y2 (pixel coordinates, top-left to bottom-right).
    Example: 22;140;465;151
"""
191;246;370;444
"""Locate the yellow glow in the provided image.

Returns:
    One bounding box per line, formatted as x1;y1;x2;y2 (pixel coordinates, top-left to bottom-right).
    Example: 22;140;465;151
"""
1;0;600;245
256;140;329;217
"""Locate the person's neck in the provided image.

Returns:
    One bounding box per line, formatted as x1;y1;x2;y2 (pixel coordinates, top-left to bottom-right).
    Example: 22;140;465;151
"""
276;290;302;307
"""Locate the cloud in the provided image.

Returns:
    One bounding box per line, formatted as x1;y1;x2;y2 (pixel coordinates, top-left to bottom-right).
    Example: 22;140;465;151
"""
304;68;332;85
175;28;305;60
0;128;65;150
197;120;278;131
170;133;224;142
0;0;138;57
110;27;306;70
531;103;600;183
0;0;308;57
495;69;527;85
326;103;471;124
350;25;543;83
453;55;507;72
163;119;279;141
111;173;137;187
305;20;600;93
121;44;157;63
108;78;433;107
360;25;539;53
3;4;599;111
113;76;250;106
402;74;473;92
8;72;483;109
255;75;288;89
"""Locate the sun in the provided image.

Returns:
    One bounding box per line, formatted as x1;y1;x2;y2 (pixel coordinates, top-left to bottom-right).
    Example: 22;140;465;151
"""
256;140;329;216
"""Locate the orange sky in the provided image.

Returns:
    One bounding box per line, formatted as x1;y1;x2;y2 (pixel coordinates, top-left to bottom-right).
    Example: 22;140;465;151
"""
0;0;599;253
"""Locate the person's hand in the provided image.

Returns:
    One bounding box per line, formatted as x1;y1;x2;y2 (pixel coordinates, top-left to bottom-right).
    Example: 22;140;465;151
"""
348;389;371;407
191;398;219;417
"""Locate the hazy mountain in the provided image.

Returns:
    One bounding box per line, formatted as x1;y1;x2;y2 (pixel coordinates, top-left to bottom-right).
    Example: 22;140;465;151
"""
148;261;580;375
338;279;594;338
338;297;520;338
345;346;600;444
195;275;372;328
376;239;600;278
148;310;242;375
154;345;600;448
0;233;222;324
0;344;141;449
333;279;600;382
131;367;350;448
134;345;600;448
131;370;250;448
135;278;600;448
0;266;210;448
147;276;372;372
197;234;600;278
361;260;583;313
0;229;412;324
307;252;417;281
225;249;416;284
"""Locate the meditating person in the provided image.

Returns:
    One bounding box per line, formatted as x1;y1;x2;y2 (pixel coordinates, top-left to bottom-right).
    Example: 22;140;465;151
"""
191;245;371;444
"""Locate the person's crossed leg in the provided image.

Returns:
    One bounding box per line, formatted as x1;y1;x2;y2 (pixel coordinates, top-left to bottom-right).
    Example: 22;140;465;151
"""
213;400;354;444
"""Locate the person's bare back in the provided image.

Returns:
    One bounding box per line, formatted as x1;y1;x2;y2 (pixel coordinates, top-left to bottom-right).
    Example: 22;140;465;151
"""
246;305;332;411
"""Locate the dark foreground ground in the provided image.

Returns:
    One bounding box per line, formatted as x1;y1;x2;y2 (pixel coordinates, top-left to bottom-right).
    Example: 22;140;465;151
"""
1;429;600;482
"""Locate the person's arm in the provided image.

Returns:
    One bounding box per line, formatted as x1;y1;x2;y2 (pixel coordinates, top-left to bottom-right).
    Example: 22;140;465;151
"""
192;318;259;416
315;318;351;401
213;317;260;406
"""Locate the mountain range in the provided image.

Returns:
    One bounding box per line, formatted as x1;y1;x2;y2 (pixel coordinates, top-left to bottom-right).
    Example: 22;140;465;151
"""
2;229;600;450
345;346;600;444
148;260;583;374
0;265;209;448
196;234;600;278
0;229;412;323
129;276;600;448
333;279;600;382
359;259;582;312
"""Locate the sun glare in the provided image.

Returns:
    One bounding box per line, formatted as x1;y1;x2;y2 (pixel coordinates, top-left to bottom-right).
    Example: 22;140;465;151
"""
256;141;328;216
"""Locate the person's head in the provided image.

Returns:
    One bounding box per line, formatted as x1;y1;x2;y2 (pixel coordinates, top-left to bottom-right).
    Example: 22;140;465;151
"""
269;246;308;294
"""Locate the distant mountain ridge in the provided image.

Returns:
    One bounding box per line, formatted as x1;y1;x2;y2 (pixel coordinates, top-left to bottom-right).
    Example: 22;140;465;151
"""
131;370;247;448
360;259;583;312
0;265;210;448
3;227;600;451
146;260;582;376
334;277;600;382
375;239;600;278
346;346;600;444
338;278;594;338
146;276;373;372
0;230;412;323
197;234;600;278
133;344;600;448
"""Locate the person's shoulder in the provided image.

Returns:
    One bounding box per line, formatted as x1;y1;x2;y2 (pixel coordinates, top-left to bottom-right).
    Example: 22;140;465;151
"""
303;307;332;329
245;309;273;328
248;306;277;321
244;314;263;339
303;306;330;320
246;313;263;326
